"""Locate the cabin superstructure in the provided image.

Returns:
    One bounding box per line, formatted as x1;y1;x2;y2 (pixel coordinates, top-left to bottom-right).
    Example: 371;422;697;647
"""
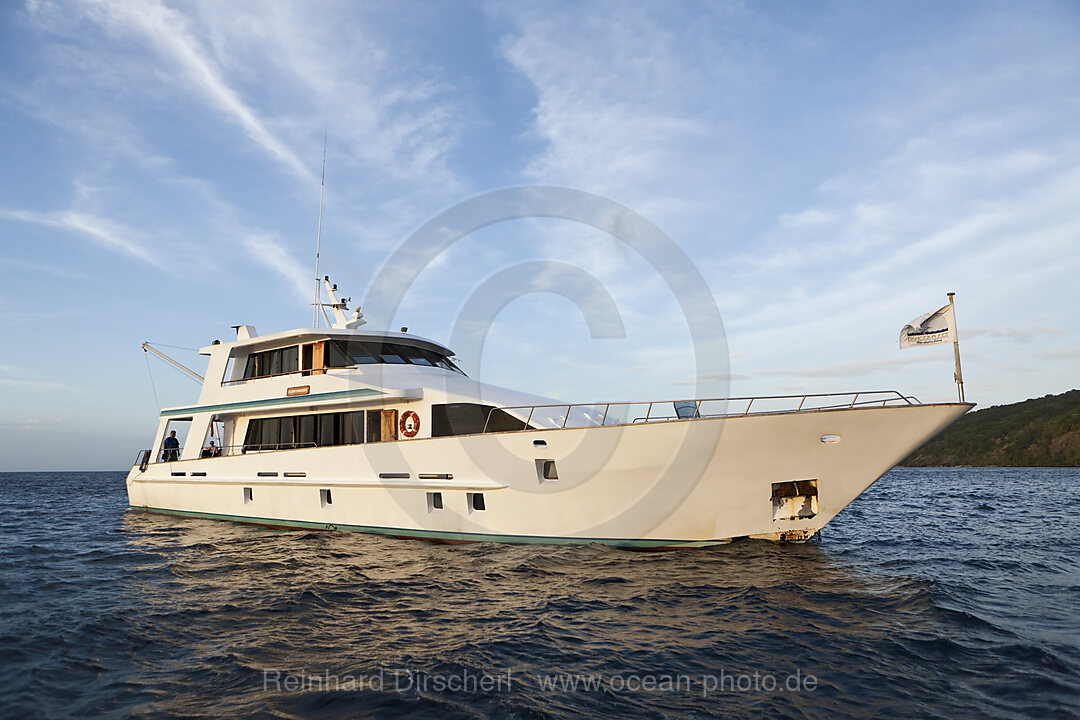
146;322;552;467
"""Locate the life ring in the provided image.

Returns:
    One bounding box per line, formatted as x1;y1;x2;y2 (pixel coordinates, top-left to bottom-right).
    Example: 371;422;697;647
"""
399;410;421;438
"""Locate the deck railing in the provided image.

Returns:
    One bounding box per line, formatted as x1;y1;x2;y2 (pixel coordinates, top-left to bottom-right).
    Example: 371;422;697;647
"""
482;390;920;433
137;441;320;466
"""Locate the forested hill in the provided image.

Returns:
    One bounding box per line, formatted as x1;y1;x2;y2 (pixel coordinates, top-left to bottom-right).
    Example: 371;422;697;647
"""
902;389;1080;467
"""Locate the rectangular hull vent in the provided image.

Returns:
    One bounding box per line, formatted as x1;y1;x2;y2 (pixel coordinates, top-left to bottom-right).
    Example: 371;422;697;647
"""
467;492;486;513
535;459;559;483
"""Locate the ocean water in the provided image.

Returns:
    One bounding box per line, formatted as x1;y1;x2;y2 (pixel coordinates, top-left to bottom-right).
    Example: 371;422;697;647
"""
0;468;1077;719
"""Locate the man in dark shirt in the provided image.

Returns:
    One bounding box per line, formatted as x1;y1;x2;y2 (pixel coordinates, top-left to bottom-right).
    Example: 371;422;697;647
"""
163;430;180;462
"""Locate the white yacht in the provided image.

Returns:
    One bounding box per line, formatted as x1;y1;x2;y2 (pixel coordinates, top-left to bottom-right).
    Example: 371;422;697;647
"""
127;278;972;548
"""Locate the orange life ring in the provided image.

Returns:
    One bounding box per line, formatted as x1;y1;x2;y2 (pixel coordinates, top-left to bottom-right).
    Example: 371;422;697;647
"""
399;410;421;438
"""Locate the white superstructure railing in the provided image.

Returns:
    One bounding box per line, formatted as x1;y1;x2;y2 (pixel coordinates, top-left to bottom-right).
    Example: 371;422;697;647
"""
482;390;920;433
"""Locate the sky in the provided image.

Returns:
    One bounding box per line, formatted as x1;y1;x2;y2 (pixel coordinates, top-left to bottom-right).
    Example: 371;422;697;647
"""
1;0;1078;471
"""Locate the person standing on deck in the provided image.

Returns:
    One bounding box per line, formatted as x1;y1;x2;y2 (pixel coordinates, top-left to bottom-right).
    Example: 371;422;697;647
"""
162;431;180;462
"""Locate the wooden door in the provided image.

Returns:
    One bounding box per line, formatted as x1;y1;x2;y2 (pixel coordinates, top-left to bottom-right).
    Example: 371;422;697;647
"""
301;342;326;376
381;409;398;441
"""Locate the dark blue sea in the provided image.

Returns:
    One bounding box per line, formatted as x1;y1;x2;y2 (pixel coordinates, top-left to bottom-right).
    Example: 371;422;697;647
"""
1;468;1078;719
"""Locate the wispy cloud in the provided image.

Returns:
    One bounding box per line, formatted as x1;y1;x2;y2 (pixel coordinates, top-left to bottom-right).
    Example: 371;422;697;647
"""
239;233;311;304
79;0;314;184
0;418;63;430
777;209;836;229
497;3;719;206
751;353;947;380
0;375;83;392
0;208;164;269
1031;346;1080;361
964;326;1060;342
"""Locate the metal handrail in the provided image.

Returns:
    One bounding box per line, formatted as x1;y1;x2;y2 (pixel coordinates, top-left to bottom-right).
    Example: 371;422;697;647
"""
143;441;321;463
483;390;919;433
158;444;184;462
235;441;319;454
222;369;307;385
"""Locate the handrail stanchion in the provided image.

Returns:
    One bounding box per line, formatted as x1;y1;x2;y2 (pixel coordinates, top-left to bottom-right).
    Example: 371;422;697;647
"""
797;396;806;411
744;398;753;415
850;393;859;408
601;403;610;426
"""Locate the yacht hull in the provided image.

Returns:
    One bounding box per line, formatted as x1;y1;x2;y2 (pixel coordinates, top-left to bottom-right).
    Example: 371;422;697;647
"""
126;402;971;548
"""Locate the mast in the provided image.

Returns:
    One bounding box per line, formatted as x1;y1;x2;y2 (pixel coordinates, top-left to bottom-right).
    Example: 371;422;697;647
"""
312;124;327;328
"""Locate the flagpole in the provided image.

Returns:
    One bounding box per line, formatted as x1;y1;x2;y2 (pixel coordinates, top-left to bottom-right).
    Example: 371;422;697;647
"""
948;292;964;402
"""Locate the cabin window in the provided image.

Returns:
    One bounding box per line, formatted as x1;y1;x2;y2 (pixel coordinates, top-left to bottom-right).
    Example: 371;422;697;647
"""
260;417;281;450
279;416;297;448
242;346;299;379
234;339;464;381
333;339;379;364
342;411;365;445
244;411;367;452
366;410;382;443
431;403;532;437
221;357;235;383
376;345;408;364
398;346;437;366
298;414;316;447
317;413;339;447
326;340;352;367
328;339;465;375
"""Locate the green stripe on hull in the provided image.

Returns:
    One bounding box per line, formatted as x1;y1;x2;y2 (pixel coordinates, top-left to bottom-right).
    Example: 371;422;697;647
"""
130;505;731;548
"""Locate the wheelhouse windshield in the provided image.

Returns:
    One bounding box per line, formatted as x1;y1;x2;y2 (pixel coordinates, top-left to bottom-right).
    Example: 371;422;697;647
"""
328;339;465;375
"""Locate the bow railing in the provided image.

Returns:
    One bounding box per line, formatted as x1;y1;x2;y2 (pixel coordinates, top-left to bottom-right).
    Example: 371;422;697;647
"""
482;390;919;433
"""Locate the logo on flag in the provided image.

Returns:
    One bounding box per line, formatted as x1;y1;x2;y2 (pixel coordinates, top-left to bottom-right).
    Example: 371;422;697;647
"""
900;304;956;349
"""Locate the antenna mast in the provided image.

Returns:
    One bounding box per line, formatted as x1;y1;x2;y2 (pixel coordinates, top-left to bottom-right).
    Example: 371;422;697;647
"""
312;124;327;328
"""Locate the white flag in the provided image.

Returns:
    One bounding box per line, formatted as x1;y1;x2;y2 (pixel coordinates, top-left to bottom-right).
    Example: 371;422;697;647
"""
900;304;956;349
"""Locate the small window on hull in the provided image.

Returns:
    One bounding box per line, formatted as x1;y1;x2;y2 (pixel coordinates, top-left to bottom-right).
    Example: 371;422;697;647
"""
320;488;333;507
427;492;444;512
243;487;253;504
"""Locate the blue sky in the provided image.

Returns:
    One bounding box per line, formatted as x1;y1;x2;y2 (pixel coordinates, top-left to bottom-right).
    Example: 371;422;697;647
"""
1;0;1078;471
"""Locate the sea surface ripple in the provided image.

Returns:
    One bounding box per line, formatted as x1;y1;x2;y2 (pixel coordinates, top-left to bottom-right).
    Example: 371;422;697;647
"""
1;468;1078;719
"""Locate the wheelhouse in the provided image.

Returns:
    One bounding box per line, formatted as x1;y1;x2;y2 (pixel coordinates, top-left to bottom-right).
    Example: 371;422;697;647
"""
227;334;465;384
